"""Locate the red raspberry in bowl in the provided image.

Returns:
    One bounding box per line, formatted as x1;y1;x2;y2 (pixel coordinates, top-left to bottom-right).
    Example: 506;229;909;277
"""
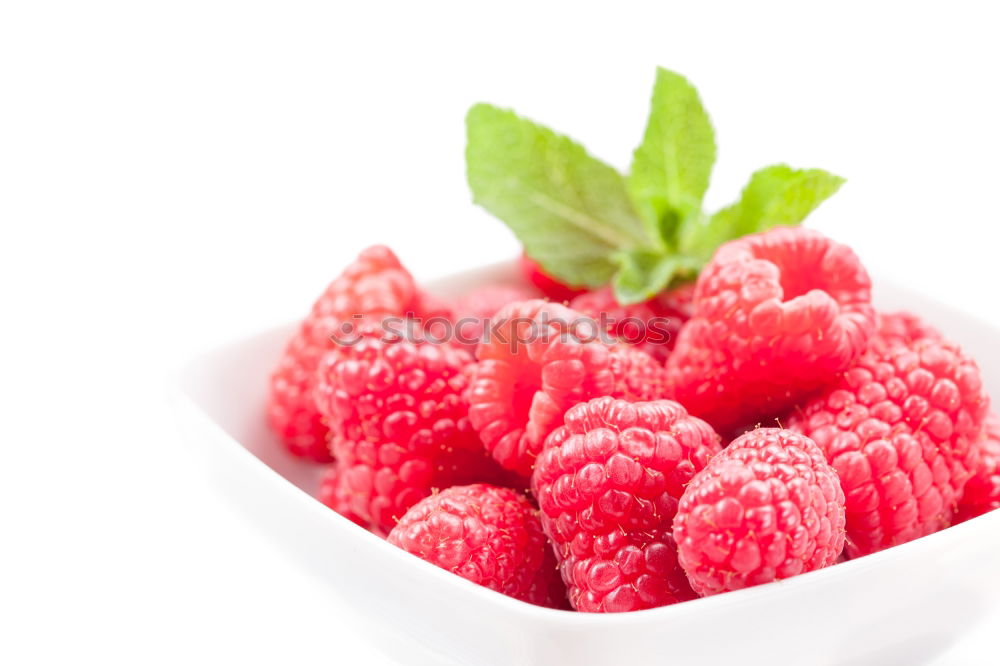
468;300;665;477
956;412;1000;523
317;463;366;528
531;397;721;612
387;484;568;608
869;310;943;355
452;284;540;349
314;335;501;536
674;428;846;596
268;332;335;462
658;281;695;315
608;344;670;401
666;227;876;433
788;338;989;556
267;246;446;462
569;284;693;362
518;253;585;302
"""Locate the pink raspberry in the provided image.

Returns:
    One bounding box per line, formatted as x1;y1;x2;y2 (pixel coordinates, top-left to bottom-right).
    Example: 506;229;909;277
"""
268;332;334;461
956;412;1000;523
608;344;670;401
387;484;568;608
666;227;876;433
655;281;695;319
788;338;989;556
317;463;366;528
468;300;665;477
531;397;721;612
267;246;445;462
518;253;585;302
452;284;540;349
314;336;500;536
674;428;846;596
569;285;692;362
868;310;943;355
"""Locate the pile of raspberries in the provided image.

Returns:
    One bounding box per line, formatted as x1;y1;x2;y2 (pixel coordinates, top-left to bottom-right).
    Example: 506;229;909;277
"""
267;227;996;613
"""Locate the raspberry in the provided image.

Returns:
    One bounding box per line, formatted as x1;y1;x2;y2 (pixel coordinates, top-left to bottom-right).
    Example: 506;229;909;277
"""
531;397;721;612
666;227;876;433
468;300;664;477
569;285;692;362
518;253;584;302
317;463;366;527
453;284;539;349
268;332;333;461
310;247;421;319
314;336;500;536
267;246;444;462
387;484;567;608
788;338;989;556
869;310;943;355
455;284;540;321
956;412;1000;523
674;428;846;596
608;344;670;401
655;281;695;319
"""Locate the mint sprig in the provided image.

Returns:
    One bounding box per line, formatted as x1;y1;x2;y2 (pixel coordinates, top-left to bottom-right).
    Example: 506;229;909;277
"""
627;68;716;245
465;68;844;304
680;165;845;263
466;104;653;288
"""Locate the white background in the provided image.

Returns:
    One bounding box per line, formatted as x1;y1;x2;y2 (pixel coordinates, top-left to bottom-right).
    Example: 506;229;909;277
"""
2;1;998;664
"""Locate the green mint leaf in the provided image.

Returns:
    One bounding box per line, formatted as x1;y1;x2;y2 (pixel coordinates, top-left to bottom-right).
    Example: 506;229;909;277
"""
611;249;699;305
681;165;845;262
627;68;717;245
466;103;652;288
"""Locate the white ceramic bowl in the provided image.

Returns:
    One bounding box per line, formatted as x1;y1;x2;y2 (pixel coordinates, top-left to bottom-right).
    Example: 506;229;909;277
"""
171;261;1000;666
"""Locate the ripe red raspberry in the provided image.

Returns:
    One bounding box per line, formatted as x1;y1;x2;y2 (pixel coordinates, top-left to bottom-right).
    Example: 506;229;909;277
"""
453;284;539;349
468;300;664;477
608;344;670;401
317;463;366;528
869;310;943;355
387;484;568;608
788;338;989;556
569;285;692;362
655;281;695;319
518;253;584;302
531;397;721;612
267;246;444;462
314;336;500;536
666;227;876;433
268;332;333;461
674;428;846;596
956;412;1000;523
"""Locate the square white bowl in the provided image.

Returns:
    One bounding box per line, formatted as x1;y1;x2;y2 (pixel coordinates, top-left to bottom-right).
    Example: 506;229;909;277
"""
171;260;1000;666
